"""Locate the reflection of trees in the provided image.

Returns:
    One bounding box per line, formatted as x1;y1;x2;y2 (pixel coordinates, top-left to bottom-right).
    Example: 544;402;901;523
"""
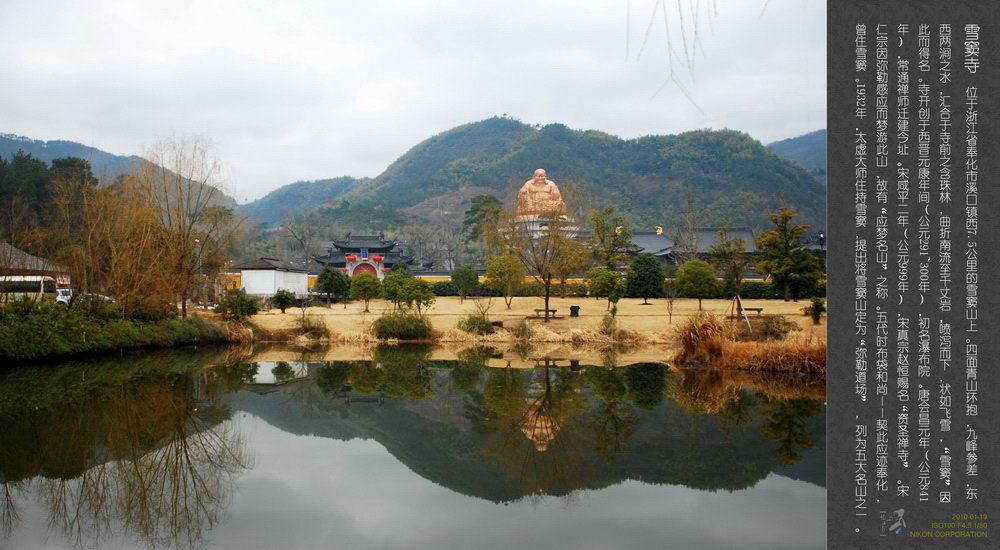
470;367;593;497
373;345;435;401
271;361;295;383
0;364;252;549
208;361;259;393
452;347;493;393
350;363;383;395
757;396;822;465
585;367;638;464
716;390;757;440
624;363;667;410
316;362;352;396
668;369;742;415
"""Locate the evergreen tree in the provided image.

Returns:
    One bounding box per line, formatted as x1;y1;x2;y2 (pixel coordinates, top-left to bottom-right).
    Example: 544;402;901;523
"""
350;272;382;312
625;253;664;305
316;266;350;307
755;206;823;301
451;265;478;302
676;259;720;311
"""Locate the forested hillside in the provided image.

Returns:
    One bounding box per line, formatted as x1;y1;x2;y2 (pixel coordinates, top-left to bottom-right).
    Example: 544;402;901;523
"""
336;117;826;231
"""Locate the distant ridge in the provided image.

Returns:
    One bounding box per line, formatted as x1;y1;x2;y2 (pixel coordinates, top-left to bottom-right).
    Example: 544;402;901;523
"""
238;176;366;227
767;129;826;171
0;133;142;182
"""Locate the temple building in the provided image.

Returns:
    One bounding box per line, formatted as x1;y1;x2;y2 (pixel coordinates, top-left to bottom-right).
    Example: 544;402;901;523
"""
313;233;416;280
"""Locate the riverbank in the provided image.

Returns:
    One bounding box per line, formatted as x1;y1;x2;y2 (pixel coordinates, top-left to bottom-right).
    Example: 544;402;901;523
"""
0;303;226;362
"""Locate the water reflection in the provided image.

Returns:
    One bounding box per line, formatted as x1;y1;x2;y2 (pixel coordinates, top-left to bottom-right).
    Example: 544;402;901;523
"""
0;350;253;549
0;345;826;549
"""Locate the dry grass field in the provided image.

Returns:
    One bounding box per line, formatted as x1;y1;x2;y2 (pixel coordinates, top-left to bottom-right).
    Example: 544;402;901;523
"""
232;295;826;344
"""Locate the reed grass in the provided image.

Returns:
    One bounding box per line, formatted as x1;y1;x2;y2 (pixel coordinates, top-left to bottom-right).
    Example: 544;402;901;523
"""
674;313;826;373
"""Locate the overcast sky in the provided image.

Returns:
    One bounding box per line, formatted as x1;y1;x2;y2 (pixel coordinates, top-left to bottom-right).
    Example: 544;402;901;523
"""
0;0;825;202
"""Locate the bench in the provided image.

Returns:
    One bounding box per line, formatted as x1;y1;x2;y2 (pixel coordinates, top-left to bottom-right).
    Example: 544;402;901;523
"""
533;309;558;317
738;307;764;315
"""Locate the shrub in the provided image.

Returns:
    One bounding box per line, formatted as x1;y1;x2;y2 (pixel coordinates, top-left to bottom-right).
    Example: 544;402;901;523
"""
372;312;433;340
297;314;330;339
215;289;259;322
750;315;802;341
807;298;826;324
271;289;296;313
513;319;533;341
457;314;495;335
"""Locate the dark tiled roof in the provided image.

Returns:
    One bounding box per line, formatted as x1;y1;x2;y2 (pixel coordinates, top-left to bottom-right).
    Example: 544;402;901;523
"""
670;227;757;254
689;227;757;253
630;232;675;256
232;257;310;272
0;242;67;273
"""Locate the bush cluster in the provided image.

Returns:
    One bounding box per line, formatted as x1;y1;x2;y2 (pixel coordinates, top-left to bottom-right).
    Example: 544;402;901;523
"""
371;312;433;340
456;314;495;335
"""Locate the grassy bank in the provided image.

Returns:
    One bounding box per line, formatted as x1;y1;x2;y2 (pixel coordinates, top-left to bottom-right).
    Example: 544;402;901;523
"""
0;302;226;362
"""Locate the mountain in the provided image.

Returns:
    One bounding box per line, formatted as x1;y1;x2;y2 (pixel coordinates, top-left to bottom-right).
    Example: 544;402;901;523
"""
0;133;142;182
767;129;826;171
335;117;826;230
238;176;366;227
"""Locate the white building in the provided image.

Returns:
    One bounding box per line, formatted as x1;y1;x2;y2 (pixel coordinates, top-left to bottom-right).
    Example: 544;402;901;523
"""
232;257;309;297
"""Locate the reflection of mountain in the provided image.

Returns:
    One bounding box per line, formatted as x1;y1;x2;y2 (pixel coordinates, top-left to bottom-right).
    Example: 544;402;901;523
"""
235;367;826;503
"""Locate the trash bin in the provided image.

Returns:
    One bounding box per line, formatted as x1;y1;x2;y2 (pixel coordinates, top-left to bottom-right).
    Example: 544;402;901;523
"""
569;305;580;317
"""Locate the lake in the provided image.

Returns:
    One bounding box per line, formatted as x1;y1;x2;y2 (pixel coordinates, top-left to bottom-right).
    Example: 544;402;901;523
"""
0;345;826;550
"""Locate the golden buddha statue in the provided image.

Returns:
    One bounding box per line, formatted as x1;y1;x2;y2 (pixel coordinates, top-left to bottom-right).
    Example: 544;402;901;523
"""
516;168;568;218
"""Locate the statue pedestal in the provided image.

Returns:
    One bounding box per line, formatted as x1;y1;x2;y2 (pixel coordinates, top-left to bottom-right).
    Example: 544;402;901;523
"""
513;215;582;240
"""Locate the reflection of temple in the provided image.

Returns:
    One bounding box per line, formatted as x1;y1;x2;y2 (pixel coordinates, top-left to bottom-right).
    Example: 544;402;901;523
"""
520;401;561;451
313;233;416;280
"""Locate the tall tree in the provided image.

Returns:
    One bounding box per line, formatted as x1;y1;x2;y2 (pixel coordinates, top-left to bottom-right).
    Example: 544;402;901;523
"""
625;253;664;305
484;253;526;309
315;266;350;307
589;206;637;269
132;138;241;317
451;265;479;303
492;211;575;321
382;267;415;310
553;238;590;297
676;259;719;310
708;225;749;297
755;206;823;301
586;268;625;310
671;192;700;265
349;272;381;312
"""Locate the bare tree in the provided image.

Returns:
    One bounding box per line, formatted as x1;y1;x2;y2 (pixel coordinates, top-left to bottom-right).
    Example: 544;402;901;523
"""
132;138;239;317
